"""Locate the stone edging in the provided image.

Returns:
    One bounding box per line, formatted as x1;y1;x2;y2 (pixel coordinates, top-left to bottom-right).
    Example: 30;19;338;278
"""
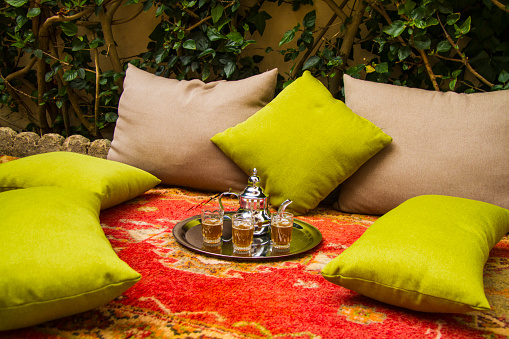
0;127;111;159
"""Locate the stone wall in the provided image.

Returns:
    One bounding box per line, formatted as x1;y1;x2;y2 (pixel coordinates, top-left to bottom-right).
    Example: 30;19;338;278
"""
0;127;111;159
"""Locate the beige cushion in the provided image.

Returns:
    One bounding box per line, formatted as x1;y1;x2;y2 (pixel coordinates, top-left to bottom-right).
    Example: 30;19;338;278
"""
337;75;509;215
108;65;278;192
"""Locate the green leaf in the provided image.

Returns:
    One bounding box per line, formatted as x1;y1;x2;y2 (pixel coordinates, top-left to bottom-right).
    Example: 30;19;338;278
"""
452;69;462;78
374;37;386;53
78;68;86;79
438;3;453;14
207;27;226;41
346;64;365;77
60;22;78;37
143;0;152;11
302;56;320;70
375;62;389;73
449;78;457;90
224;61;236;78
198;48;215;58
279;29;295;46
303;10;316;29
155;5;164;17
15;15;29;31
27;7;41;18
105;112;118;122
456;16;471;35
446;13;460;25
211;4;223;23
227;31;243;43
202;65;210;81
95;0;104;5
384;20;406;38
183;39;196;50
58;86;67;97
499;70;509;83
33;49;43;59
5;0;28;7
436;40;451;52
322;48;333;60
282;79;294;88
154;48;168;64
413;36;431;50
89;38;104;49
254;11;272;35
426;17;439;26
45;70;55;82
72;40;87;51
398;46;412;61
411;7;426;21
63;70;78;82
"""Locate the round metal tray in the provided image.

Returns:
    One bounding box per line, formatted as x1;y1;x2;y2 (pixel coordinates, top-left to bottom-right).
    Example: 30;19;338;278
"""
172;213;322;260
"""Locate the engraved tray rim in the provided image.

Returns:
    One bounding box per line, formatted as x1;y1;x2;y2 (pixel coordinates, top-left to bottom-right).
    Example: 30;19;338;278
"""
172;212;322;261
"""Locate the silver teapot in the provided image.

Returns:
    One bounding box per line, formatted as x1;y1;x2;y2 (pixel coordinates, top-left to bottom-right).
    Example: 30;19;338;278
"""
218;168;271;236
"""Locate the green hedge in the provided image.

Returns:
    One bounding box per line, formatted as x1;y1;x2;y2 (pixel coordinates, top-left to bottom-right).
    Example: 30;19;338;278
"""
1;0;508;138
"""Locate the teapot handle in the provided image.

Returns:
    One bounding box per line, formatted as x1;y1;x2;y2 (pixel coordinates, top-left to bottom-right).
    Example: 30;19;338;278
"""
218;190;239;212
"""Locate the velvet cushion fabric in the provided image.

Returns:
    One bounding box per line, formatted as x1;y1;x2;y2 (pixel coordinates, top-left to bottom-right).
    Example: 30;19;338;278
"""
337;75;509;215
107;65;278;192
322;195;509;313
211;71;392;215
0;187;141;331
0;151;160;210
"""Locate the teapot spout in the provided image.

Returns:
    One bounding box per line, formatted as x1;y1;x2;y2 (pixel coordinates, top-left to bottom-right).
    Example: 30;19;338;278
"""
277;199;293;215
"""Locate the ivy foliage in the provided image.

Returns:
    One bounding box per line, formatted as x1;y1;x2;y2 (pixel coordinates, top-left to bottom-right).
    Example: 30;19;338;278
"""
0;0;508;138
276;0;509;96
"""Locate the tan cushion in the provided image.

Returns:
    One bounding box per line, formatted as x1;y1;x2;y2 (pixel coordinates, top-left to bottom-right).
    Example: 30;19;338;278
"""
108;65;278;192
337;75;509;215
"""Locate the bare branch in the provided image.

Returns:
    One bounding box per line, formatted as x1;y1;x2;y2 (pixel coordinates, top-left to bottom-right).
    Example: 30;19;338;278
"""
491;0;509;13
321;0;348;21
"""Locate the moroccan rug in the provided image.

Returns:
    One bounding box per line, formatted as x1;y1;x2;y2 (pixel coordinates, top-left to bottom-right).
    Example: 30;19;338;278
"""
2;184;509;338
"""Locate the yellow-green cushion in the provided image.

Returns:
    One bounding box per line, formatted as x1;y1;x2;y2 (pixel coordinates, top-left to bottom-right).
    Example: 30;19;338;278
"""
0;187;141;331
211;71;392;215
321;195;509;313
0;151;160;209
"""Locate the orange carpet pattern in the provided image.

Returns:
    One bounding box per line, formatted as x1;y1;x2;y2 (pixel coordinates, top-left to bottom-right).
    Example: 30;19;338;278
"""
2;185;509;338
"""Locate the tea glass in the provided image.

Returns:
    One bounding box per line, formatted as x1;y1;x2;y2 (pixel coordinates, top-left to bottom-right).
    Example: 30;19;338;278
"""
201;208;224;244
232;212;255;252
270;212;294;250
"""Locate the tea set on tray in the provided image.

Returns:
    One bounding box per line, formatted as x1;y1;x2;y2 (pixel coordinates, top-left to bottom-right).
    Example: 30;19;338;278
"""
200;168;294;254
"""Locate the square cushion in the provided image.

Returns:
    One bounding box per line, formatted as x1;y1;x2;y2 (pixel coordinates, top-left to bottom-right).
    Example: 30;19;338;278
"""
0;151;160;210
0;187;141;331
322;195;509;313
211;71;392;215
337;75;509;215
107;64;278;192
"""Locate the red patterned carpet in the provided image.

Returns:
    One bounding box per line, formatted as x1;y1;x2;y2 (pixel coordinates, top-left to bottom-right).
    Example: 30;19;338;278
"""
2;186;509;338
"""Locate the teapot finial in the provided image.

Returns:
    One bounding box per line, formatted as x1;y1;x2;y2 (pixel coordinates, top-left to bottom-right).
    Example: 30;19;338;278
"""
248;168;260;187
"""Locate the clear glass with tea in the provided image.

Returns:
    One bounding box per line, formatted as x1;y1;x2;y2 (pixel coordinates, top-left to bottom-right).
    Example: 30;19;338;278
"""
201;208;224;244
232;213;254;252
270;212;294;249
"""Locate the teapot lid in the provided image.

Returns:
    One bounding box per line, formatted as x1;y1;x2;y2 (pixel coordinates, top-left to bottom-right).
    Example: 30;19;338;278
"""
241;168;268;200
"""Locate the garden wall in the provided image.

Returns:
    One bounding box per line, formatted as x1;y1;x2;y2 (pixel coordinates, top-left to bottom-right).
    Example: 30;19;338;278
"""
0;127;111;159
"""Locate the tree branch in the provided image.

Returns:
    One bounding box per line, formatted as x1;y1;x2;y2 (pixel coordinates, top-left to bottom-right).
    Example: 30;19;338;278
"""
330;0;367;95
437;13;494;88
491;0;509;13
321;0;348;21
